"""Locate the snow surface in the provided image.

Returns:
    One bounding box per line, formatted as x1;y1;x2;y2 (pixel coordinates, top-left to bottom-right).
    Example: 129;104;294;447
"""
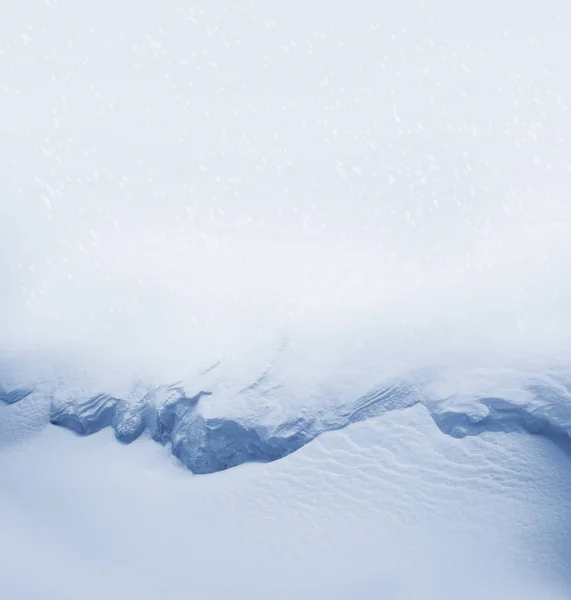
2;402;571;599
2;0;571;597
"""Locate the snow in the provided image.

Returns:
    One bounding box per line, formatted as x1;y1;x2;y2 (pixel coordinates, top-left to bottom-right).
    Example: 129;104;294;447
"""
4;353;571;475
1;403;571;599
2;0;571;597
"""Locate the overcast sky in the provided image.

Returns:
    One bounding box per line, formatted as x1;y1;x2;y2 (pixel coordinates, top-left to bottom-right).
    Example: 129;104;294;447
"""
1;0;570;375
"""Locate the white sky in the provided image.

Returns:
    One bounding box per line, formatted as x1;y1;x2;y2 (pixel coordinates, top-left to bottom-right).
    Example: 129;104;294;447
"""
1;0;570;374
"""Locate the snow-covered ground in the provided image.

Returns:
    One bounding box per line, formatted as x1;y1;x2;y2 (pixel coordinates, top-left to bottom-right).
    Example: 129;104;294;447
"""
2;400;571;600
2;0;571;597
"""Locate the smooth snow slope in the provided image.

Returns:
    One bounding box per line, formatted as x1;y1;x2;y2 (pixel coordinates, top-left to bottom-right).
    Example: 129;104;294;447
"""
1;403;571;600
2;0;571;598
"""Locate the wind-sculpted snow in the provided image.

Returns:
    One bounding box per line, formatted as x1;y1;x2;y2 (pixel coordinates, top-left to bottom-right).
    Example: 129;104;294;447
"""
3;366;571;474
431;398;571;453
0;387;33;405
32;380;421;474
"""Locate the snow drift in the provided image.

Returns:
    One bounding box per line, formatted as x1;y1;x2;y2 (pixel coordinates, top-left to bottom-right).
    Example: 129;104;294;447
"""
3;358;571;475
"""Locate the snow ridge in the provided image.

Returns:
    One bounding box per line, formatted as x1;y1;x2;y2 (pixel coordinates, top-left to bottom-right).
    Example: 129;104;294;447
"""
45;382;418;474
3;372;571;474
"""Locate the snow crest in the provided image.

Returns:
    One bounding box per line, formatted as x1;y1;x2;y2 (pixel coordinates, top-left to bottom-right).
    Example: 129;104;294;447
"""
3;365;571;474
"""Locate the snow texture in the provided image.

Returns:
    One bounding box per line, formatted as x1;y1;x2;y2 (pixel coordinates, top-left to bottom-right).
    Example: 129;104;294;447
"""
3;360;571;474
2;0;571;597
2;398;571;600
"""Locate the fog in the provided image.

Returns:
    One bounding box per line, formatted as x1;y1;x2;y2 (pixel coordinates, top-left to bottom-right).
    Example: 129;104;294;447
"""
1;0;570;374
